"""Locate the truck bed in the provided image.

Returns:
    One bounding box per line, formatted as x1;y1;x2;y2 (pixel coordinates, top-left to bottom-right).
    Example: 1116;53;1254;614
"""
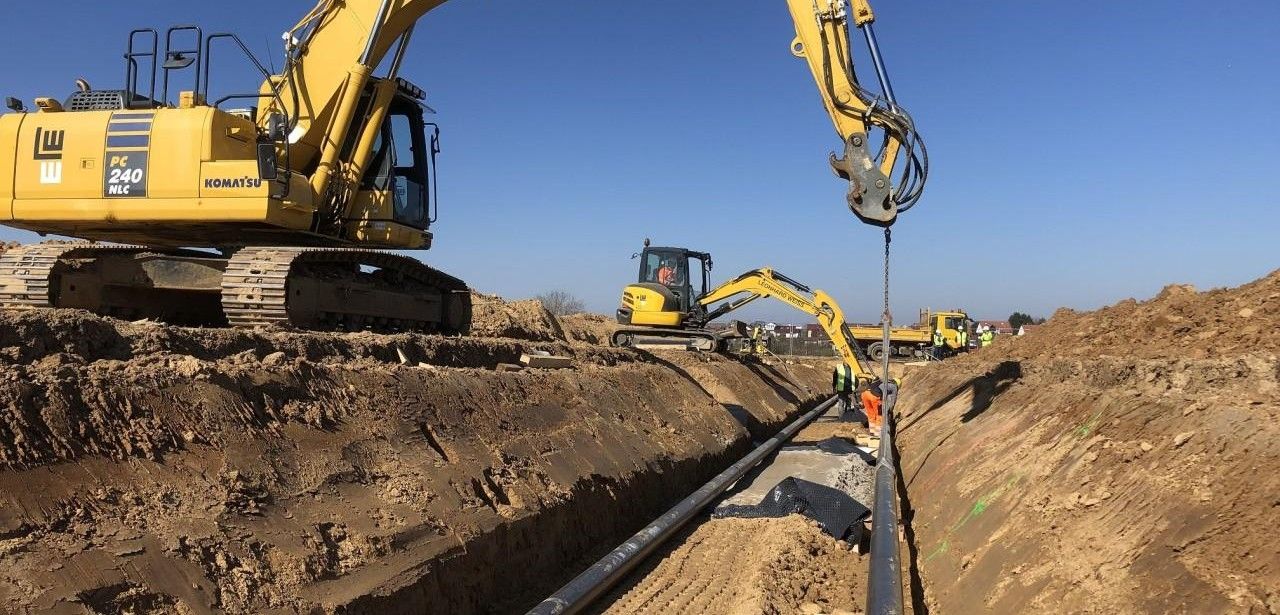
846;325;931;344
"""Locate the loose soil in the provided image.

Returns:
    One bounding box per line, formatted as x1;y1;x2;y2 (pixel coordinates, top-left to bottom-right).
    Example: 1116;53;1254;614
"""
560;313;622;346
895;270;1280;614
595;386;874;615
0;293;829;614
599;516;866;615
468;292;566;342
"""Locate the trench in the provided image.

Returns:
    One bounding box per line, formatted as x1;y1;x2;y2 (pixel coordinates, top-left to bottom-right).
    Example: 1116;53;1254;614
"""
0;310;834;615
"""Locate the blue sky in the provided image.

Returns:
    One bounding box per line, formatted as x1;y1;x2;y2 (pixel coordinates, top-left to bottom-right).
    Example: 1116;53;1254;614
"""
2;1;1277;324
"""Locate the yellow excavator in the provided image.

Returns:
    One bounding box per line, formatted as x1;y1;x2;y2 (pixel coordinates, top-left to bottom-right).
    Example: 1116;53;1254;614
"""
0;0;925;331
615;241;875;378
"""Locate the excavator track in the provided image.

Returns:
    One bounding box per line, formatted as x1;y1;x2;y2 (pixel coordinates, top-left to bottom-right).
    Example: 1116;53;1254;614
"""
0;243;73;309
1;242;472;334
221;247;472;334
611;327;722;352
219;248;292;328
0;243;186;316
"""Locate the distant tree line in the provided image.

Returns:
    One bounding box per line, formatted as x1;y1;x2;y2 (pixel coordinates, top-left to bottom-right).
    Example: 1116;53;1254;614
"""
537;290;586;316
1008;312;1046;331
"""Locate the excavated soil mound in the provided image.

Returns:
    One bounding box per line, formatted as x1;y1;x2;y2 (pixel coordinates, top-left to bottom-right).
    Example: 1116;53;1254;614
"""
0;304;828;614
469;293;620;346
599;515;865;615
560;313;622;346
469;292;566;342
1010;269;1280;359
895;271;1279;614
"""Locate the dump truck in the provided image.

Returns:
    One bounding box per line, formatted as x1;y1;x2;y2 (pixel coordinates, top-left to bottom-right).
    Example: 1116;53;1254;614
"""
846;308;971;360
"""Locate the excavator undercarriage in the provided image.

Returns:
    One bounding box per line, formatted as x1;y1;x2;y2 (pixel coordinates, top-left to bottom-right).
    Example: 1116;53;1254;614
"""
0;243;471;333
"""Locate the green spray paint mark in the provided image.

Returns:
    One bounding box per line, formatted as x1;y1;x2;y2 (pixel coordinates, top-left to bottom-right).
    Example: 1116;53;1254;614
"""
950;473;1021;532
924;539;949;562
929;473;1023;561
1072;409;1104;439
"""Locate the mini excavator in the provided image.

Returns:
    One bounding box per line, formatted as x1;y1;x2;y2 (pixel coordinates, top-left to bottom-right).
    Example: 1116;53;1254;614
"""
615;241;877;378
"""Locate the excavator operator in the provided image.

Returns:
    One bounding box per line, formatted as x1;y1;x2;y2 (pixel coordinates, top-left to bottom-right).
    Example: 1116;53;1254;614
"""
657;259;679;286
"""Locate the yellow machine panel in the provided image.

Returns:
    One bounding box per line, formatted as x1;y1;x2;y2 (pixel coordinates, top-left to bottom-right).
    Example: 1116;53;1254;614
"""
3;106;325;246
13;110;110;200
0;114;20;219
345;189;431;249
620;285;685;327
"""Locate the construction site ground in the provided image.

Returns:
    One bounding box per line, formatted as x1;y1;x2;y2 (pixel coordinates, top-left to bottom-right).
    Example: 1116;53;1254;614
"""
894;269;1280;613
595;402;877;615
0;279;848;614
1;234;1277;614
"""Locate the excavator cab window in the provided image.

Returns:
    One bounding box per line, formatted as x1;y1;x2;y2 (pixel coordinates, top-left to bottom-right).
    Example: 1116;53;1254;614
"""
363;95;436;230
640;248;693;311
641;251;687;287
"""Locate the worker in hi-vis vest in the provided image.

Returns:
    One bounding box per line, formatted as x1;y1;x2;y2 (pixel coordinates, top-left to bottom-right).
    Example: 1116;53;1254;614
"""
932;328;946;360
861;377;899;437
957;327;969;351
832;363;858;422
981;329;995;347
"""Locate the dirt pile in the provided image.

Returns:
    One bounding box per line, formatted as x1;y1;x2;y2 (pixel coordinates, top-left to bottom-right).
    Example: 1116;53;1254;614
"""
0;305;829;614
468;292;566;342
599;515;865;615
561;313;622;346
469;292;620;346
1007;269;1280;359
895;272;1280;613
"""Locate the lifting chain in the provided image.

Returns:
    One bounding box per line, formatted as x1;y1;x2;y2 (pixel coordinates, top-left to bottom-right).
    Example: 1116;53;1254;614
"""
880;227;892;384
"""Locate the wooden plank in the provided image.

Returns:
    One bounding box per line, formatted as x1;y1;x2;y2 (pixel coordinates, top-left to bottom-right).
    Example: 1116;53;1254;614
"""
519;353;572;369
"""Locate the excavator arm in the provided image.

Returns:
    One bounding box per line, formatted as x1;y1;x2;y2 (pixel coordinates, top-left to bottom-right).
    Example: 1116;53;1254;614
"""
262;0;924;227
693;268;874;379
785;0;927;225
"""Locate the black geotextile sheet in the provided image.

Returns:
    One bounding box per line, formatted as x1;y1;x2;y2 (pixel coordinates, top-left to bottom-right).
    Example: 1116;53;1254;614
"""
714;476;871;542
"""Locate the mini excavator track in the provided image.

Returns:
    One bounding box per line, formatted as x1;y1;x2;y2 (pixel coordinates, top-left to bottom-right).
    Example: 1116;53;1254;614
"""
610;327;723;352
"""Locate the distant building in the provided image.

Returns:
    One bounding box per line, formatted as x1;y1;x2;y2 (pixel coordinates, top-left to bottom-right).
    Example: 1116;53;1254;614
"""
976;320;1015;335
770;323;826;339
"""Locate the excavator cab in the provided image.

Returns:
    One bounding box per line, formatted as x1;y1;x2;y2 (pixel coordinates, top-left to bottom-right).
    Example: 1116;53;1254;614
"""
617;244;712;328
359;90;440;231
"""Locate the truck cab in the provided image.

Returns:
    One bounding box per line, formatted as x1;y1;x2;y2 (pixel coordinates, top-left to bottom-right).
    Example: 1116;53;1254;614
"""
926;309;972;351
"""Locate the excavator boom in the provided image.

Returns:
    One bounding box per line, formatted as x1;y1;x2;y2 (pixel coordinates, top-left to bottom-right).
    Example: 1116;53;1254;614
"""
693;267;874;378
267;0;923;226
